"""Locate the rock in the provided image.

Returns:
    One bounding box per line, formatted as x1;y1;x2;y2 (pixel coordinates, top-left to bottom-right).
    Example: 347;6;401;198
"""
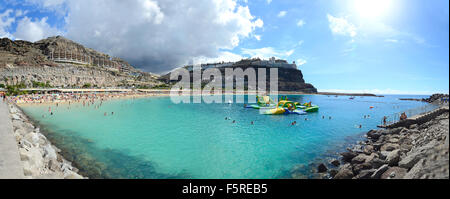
371;164;389;179
403;159;425;179
363;145;374;155
291;173;308;179
388;138;399;143
390;127;404;135
351;154;368;164
356;169;376;179
386;149;400;166
381;167;407;179
11;113;21;120
43;144;57;161
317;163;328;173
398;142;435;169
372;143;382;151
379;151;389;160
410;124;418;129
380;143;400;152
341;151;357;163
22;162;33;176
23;133;40;146
334;164;354;179
368;158;386;169
64;171;84;179
352;162;372;175
330;159;340;167
329;169;338;178
367;130;381;140
48;159;61;172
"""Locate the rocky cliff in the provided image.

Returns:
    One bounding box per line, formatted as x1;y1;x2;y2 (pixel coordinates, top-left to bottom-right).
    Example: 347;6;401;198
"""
160;63;318;93
0;36;161;88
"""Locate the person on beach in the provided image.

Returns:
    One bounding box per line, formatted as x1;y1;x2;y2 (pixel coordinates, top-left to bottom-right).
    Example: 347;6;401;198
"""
400;112;407;121
383;116;387;125
104;112;107;116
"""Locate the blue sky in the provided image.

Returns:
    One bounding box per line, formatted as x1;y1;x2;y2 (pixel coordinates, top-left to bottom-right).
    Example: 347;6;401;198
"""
0;0;448;94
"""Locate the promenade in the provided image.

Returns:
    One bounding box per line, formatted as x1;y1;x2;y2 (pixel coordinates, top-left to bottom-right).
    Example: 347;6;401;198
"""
0;100;24;179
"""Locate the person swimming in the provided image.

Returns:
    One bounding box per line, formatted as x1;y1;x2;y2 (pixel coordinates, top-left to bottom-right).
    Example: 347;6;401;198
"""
232;120;236;123
251;121;254;125
329;116;332;119
291;121;297;125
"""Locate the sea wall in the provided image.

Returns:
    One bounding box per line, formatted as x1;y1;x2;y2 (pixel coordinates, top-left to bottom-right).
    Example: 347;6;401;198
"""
318;106;449;179
7;103;85;179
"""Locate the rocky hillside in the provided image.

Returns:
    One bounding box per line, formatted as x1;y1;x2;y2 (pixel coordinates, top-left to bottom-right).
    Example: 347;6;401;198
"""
0;36;162;88
160;61;318;93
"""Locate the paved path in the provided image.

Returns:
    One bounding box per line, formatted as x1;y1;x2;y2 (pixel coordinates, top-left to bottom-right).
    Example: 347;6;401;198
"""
0;101;24;179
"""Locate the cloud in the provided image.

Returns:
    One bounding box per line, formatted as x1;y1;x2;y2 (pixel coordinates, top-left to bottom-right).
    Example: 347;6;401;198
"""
327;14;357;37
14;16;61;42
277;11;287;18
296;59;307;66
0;9;15;38
13;0;263;73
194;51;244;65
384;39;398;43
241;47;294;59
296;19;305;27
254;35;261;41
266;0;272;4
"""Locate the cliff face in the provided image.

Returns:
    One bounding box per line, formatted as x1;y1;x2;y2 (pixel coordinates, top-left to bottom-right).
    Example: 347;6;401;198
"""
0;36;161;87
160;65;318;93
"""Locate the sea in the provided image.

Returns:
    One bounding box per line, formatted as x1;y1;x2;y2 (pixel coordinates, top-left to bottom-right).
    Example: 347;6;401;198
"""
20;94;435;179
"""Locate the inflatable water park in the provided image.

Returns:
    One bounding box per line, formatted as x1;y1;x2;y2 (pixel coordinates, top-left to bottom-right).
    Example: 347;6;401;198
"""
245;96;319;115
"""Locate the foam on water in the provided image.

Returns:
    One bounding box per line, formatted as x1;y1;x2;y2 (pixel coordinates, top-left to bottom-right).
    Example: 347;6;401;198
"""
21;94;431;178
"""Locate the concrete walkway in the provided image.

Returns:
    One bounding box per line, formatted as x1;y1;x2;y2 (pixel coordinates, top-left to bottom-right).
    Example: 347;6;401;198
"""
0;101;24;179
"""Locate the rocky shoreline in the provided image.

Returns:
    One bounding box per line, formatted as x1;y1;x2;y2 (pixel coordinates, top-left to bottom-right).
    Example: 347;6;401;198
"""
7;103;85;179
317;106;449;179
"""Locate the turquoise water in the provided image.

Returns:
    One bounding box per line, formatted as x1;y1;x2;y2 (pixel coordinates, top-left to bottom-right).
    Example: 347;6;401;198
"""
21;94;432;179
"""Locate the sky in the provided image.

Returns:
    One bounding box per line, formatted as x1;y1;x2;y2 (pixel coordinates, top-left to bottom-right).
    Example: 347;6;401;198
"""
0;0;448;95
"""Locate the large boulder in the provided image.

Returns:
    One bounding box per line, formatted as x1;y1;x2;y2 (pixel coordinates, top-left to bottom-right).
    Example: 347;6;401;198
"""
380;143;400;152
334;164;354;179
403;159;425;179
371;164;389;179
385;149;400;166
341;151;357;163
381;167;407;179
317;163;328;173
355;169;376;179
